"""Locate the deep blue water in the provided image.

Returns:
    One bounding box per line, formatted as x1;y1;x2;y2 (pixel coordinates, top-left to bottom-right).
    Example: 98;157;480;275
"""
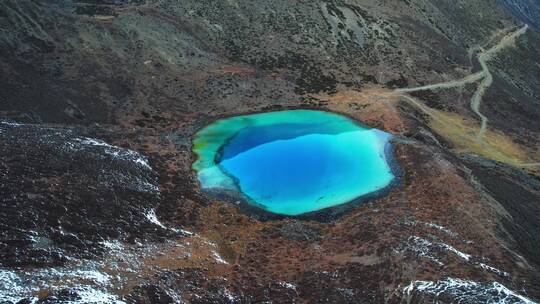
193;110;397;216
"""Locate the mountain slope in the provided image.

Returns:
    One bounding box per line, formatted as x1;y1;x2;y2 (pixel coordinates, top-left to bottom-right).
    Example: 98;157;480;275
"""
1;1;539;303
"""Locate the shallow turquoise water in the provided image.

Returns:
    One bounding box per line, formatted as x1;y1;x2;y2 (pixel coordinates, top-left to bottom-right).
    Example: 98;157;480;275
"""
192;110;396;216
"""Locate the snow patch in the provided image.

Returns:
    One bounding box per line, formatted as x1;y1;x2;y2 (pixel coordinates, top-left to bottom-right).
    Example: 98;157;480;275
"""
100;240;124;251
222;288;236;302
176;228;194;236
69;286;126;304
397;235;510;278
399;236;444;266
479;263;510;277
398;235;475;266
403;278;536;303
423;222;459;237
145;209;167;229
0;269;36;303
1;264;117;303
0;121;22;127
279;281;297;290
79;138;114;148
73;270;110;285
405;220;472;243
144;209;194;236
211;251;229;264
439;242;472;261
69;137;153;171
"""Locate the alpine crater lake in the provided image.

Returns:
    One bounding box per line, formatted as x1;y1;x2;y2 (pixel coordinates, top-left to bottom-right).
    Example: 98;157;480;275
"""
192;110;398;217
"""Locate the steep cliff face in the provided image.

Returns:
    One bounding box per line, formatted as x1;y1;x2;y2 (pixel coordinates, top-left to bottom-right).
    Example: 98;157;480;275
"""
1;1;539;303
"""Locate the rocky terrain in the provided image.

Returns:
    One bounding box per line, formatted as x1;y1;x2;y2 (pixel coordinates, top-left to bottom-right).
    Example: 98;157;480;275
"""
0;0;539;303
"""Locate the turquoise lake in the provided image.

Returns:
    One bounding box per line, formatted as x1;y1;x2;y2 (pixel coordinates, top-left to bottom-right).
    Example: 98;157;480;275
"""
192;110;396;216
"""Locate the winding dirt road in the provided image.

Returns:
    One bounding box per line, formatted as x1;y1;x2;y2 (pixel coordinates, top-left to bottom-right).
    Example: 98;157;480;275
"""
394;25;529;141
395;72;484;93
389;25;540;168
472;25;529;140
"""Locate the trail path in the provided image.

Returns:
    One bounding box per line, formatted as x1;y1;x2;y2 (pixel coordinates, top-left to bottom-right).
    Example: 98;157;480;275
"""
472;25;528;140
394;25;529;141
395;72;484;93
389;25;539;168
